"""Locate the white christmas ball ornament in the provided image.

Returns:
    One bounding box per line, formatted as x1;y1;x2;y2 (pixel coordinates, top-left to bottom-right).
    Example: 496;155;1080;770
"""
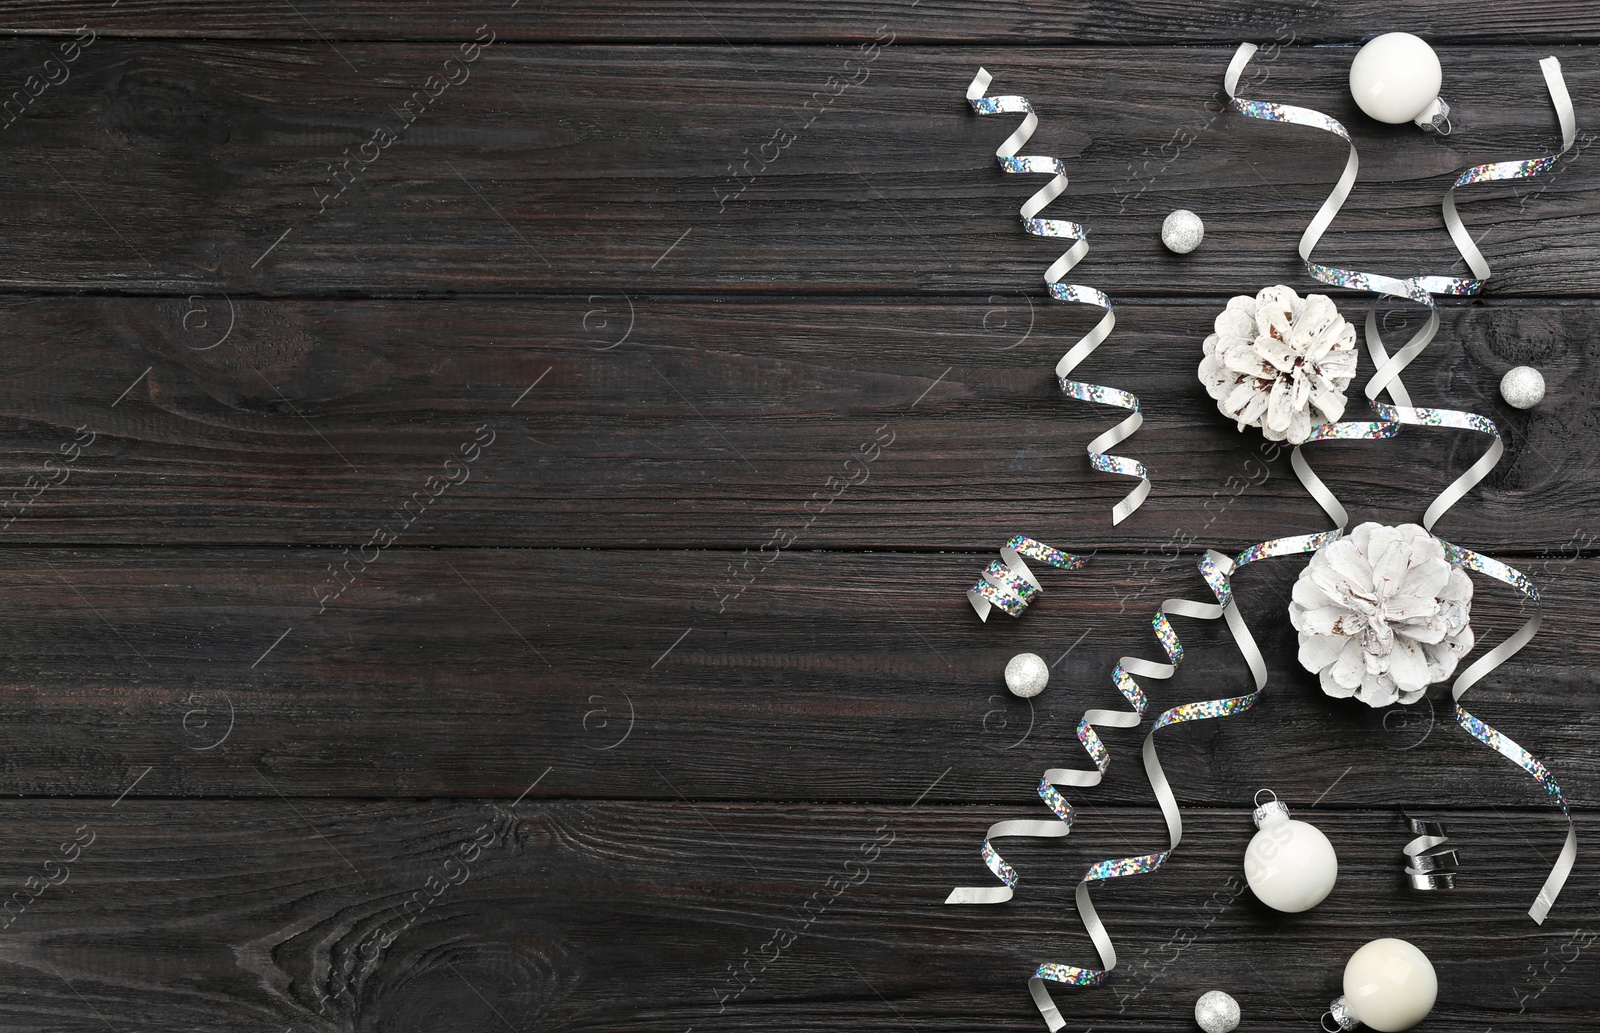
1243;791;1338;912
1500;365;1546;409
1162;209;1204;254
1332;938;1437;1032
1349;33;1449;129
1194;990;1241;1033
1004;652;1049;698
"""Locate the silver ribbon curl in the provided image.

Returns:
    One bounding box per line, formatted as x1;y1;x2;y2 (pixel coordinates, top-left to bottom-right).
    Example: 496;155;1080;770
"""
967;68;1150;524
1403;815;1461;890
1025;552;1266;1027
968;536;1090;621
1225;43;1576;527
1225;42;1577;924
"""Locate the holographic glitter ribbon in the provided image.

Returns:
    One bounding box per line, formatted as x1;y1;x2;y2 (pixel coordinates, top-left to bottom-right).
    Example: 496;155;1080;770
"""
967;68;1149;525
1224;42;1575;522
994;412;1391;1025
1025;550;1264;1027
1440;540;1572;923
948;592;1157;905
1402;814;1462;891
1224;42;1577;922
968;536;1091;621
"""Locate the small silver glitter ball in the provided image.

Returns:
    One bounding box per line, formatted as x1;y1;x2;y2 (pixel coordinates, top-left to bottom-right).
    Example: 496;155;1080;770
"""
1162;209;1205;254
1500;365;1546;409
1194;990;1240;1033
1004;652;1049;698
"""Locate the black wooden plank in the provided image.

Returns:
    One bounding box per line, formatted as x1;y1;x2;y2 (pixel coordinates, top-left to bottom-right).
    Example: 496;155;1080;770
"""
0;297;1585;551
0;547;1590;805
1;1;1598;44
0;800;1590;1031
0;45;1591;296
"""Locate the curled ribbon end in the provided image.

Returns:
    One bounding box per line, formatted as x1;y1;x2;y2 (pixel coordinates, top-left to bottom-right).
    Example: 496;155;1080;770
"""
967;537;1086;619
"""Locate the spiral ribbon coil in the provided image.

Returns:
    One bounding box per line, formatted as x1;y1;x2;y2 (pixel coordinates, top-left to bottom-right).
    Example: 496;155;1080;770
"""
967;68;1149;525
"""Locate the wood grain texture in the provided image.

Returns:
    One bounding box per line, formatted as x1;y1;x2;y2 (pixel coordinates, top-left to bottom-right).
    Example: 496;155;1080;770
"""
0;296;1586;550
0;547;1589;806
1;1;1598;44
0;11;1596;1032
0;800;1591;1032
0;44;1592;296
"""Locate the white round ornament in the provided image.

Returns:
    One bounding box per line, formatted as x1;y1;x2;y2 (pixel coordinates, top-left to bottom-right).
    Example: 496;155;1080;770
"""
1162;209;1204;254
1349;32;1451;132
1004;652;1049;698
1326;938;1438;1032
1243;790;1338;913
1194;990;1241;1033
1499;365;1546;409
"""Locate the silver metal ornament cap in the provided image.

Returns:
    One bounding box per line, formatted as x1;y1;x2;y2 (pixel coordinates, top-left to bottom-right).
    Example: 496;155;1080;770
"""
1414;96;1452;134
1251;789;1290;829
1322;995;1361;1031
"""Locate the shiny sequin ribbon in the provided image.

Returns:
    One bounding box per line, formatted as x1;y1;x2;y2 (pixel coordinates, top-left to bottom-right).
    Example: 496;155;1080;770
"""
948;587;1156;905
967;68;1150;525
1225;42;1577;923
1224;43;1573;524
1024;550;1264;1027
1402;815;1461;890
983;412;1390;1024
1441;540;1571;923
968;536;1091;621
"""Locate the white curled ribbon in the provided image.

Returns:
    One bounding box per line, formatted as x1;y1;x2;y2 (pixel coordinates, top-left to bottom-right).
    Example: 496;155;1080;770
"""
967;536;1090;621
1225;41;1577;924
967;68;1150;524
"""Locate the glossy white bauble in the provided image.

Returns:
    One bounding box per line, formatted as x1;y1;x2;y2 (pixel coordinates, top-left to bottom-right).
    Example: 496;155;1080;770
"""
1350;33;1443;124
1244;816;1338;912
1343;938;1438;1032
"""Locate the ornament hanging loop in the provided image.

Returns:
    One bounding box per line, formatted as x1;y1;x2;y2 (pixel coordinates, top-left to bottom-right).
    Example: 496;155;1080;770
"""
1323;996;1360;1031
1250;789;1290;829
1414;96;1452;135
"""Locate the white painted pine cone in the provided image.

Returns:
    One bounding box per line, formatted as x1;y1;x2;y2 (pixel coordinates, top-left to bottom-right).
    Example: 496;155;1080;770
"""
1199;285;1358;444
1289;522;1474;708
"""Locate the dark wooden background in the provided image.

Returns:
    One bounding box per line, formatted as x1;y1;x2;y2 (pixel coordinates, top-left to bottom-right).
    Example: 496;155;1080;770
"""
0;2;1595;1030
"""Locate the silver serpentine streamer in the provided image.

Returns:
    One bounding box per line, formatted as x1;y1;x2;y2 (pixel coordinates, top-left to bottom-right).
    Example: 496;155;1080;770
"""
1225;42;1576;923
1442;540;1568;923
1026;549;1265;1028
961;412;1393;1020
967;68;1150;524
1224;42;1575;527
947;593;1161;906
1402;814;1461;890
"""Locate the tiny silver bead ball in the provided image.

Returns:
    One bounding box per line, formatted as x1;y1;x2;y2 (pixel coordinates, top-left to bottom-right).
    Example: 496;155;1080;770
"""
1004;652;1049;699
1194;990;1241;1033
1500;365;1546;409
1162;209;1205;254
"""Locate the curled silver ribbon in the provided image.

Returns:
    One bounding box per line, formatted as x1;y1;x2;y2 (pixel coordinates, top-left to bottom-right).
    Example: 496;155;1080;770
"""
1225;43;1575;528
948;584;1159;907
967;68;1150;524
1403;815;1461;890
1443;542;1568;923
1226;42;1577;924
1025;551;1264;1027
968;536;1090;621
